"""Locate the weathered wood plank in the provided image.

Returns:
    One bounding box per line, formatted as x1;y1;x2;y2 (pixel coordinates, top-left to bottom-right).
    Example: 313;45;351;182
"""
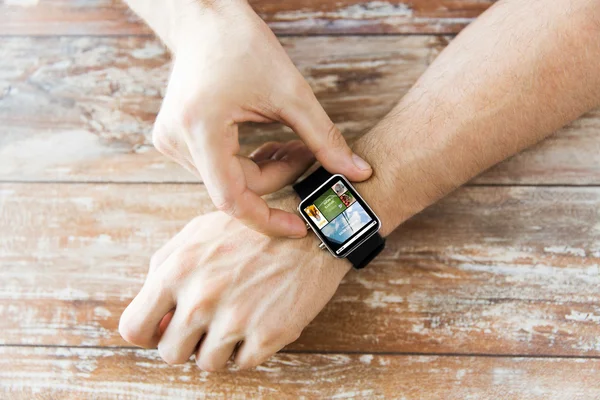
1;184;599;355
0;35;429;183
0;0;495;36
1;36;598;184
1;347;598;399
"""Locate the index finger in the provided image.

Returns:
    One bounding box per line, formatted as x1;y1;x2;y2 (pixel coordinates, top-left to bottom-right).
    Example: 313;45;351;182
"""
186;122;307;238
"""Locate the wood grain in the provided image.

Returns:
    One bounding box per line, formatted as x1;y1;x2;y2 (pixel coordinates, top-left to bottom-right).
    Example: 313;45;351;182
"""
1;36;598;184
1;347;598;400
3;1;595;396
1;183;599;355
0;0;495;36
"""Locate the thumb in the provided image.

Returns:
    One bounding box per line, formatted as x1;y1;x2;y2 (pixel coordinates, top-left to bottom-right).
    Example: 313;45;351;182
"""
280;89;372;182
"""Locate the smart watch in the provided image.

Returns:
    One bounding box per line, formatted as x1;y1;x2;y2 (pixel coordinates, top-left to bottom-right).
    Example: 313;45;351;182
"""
293;167;385;269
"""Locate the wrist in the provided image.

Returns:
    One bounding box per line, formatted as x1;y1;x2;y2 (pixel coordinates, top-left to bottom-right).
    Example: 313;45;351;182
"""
350;128;442;237
353;165;426;238
266;188;353;275
171;0;250;53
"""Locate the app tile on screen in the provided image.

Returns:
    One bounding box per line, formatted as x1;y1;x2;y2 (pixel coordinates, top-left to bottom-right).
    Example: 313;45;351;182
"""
344;202;372;231
321;213;353;244
314;189;346;222
339;191;356;207
304;204;328;228
332;181;347;196
321;202;373;244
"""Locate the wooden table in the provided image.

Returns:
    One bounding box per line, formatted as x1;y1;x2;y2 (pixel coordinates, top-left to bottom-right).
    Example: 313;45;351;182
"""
1;1;599;398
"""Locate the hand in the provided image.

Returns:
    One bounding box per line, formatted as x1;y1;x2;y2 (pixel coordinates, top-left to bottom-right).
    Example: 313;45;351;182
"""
152;0;372;238
118;196;351;371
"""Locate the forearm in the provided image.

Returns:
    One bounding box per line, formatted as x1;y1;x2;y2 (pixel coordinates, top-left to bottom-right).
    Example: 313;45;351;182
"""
353;0;600;236
124;0;247;52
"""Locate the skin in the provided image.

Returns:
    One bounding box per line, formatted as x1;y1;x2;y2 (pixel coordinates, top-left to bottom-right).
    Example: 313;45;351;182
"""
119;0;600;371
125;0;372;238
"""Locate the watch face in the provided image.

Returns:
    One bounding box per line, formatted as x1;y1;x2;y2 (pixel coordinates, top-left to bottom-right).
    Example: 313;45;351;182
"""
298;175;380;258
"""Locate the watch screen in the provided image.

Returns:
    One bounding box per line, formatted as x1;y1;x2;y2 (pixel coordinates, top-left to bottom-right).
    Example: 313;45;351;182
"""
300;175;380;257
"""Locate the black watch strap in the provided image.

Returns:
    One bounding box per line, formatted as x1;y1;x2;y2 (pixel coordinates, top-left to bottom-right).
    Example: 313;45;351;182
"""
293;167;334;198
293;167;385;269
346;232;386;269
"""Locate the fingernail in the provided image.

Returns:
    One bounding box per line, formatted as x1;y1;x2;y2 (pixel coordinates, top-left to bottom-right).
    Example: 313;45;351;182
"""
352;153;371;171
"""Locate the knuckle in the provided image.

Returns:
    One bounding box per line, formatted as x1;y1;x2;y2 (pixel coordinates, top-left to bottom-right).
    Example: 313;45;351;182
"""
234;344;269;370
196;345;233;373
151;114;172;148
234;355;256;370
213;195;251;221
312;122;345;161
157;342;187;365
233;346;255;370
234;328;298;370
214;195;267;229
196;357;223;372
118;312;144;347
182;299;214;327
324;121;345;150
218;308;248;336
151;130;171;155
214;198;237;217
163;247;198;283
171;246;194;266
148;252;164;272
154;269;176;296
202;242;236;264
